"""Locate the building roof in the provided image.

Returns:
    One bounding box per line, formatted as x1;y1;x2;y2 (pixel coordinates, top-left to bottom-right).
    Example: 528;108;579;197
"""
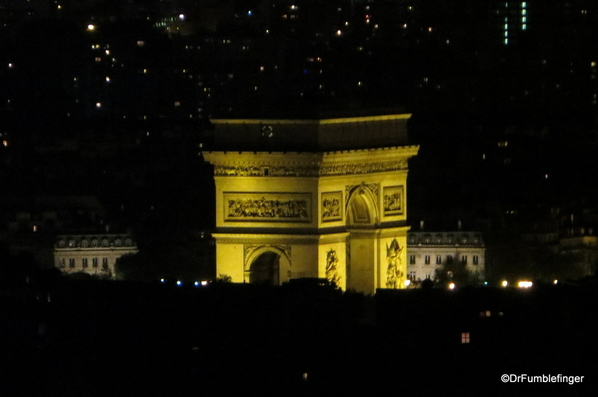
407;231;485;247
207;114;411;151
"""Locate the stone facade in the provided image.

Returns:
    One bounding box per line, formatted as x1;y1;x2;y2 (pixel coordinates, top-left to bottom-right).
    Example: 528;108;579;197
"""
406;231;485;285
203;114;419;294
54;234;138;278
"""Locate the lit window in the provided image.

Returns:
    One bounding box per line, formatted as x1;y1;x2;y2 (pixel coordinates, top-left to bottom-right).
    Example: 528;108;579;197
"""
461;332;470;344
137;41;145;47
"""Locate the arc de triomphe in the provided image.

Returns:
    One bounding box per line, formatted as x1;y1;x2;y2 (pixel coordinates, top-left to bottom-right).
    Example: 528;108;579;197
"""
202;114;418;294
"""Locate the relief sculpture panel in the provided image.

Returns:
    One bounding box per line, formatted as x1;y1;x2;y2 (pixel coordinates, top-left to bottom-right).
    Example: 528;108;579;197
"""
224;192;311;222
383;186;404;216
321;191;342;222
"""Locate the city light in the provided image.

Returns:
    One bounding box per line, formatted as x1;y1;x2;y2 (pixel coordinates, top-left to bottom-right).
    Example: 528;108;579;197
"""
448;282;455;290
404;279;411;287
176;280;182;286
87;24;95;31
518;281;533;288
553;279;558;285
501;280;508;287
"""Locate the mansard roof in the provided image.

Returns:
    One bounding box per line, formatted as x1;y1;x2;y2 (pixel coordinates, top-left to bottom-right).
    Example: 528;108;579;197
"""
407;231;485;247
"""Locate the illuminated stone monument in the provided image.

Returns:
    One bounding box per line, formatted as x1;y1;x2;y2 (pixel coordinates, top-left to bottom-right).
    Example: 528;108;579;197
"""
202;114;418;294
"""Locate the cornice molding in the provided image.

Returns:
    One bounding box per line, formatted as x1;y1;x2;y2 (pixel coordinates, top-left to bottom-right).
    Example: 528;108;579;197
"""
204;146;419;177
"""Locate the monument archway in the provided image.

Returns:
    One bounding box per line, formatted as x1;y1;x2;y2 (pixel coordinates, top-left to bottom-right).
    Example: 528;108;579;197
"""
203;114;419;294
244;245;292;285
249;252;280;285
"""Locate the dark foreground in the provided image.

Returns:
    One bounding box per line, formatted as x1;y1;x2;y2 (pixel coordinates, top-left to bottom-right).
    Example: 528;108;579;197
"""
1;279;597;396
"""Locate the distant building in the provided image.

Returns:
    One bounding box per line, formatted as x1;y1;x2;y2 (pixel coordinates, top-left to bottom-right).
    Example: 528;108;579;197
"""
559;226;597;277
54;234;137;278
406;231;485;285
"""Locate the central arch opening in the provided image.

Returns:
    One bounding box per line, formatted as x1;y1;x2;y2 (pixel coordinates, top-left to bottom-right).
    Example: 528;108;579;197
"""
249;251;280;285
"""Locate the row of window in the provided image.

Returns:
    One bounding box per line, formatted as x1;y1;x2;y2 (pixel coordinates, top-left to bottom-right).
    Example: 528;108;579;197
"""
408;234;481;245
59;257;110;270
57;238;133;248
409;255;480;265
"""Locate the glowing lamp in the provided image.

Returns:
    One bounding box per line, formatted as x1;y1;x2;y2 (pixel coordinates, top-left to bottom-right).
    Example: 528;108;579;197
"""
518;281;533;288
